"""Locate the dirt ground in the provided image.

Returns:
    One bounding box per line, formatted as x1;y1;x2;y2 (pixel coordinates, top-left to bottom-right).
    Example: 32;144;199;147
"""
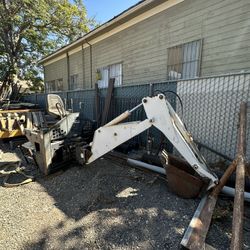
0;145;250;250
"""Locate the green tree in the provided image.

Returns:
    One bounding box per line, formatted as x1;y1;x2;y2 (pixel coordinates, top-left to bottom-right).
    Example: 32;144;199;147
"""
0;0;96;92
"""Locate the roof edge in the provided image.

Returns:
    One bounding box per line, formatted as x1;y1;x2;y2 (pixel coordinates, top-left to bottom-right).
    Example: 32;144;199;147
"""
39;0;182;64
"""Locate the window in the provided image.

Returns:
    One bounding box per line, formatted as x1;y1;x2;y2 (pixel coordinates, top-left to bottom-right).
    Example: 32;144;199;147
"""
56;79;63;91
167;40;202;80
45;79;63;93
69;74;80;90
45;80;55;92
97;63;122;88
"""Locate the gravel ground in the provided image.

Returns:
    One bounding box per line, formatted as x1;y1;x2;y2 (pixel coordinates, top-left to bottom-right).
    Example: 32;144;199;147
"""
0;145;250;250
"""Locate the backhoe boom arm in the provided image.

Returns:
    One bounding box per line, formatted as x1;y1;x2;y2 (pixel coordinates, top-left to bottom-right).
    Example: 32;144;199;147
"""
86;94;218;189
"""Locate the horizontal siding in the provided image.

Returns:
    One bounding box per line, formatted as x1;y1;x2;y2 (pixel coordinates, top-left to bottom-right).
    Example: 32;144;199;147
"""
204;45;250;60
69;51;83;88
44;0;250;88
44;58;68;90
205;31;250;50
169;0;248;28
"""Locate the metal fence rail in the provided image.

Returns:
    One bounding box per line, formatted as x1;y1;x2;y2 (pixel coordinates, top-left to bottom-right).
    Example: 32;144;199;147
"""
22;72;250;164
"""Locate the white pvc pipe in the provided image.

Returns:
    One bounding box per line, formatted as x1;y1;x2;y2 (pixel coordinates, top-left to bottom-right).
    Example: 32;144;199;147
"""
222;186;250;202
127;158;250;202
127;158;166;175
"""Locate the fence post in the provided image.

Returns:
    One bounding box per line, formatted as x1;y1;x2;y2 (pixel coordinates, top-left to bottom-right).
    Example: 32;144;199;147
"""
231;102;247;250
149;83;153;97
66;91;69;110
94;83;100;124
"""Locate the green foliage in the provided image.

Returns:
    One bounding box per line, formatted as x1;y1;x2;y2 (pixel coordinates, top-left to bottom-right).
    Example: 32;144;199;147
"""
0;0;96;92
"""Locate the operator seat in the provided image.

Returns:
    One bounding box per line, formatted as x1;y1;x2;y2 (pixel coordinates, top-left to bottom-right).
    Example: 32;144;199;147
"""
47;94;67;119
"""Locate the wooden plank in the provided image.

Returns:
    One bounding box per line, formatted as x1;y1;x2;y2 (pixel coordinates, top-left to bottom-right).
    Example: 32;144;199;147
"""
0;130;23;139
231;102;247;250
182;103;248;250
181;160;238;250
0;109;39;114
101;78;115;126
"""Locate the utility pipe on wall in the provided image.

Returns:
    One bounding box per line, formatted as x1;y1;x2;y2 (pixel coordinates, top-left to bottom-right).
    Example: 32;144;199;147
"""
86;41;93;89
43;65;47;94
66;52;70;90
81;44;85;88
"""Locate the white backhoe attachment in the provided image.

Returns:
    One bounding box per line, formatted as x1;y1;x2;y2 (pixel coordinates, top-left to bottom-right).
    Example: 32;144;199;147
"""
87;94;218;189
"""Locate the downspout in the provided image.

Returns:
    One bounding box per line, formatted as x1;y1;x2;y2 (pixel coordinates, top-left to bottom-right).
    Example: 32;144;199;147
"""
81;44;85;88
86;41;93;88
67;52;70;90
43;65;46;94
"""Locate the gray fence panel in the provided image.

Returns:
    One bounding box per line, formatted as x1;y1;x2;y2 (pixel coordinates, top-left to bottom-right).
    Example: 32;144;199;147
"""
66;89;95;120
22;73;250;164
176;73;250;163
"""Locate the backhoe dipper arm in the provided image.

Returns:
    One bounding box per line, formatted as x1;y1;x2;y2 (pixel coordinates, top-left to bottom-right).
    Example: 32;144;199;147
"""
86;94;218;189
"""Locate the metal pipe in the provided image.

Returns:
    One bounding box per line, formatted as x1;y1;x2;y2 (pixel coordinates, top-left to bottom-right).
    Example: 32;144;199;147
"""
195;140;233;161
82;44;85;87
79;101;83;111
67;52;70;90
129;103;143;113
64;98;67;110
86;41;93;88
127;158;166;175
43;66;47;94
104;103;143;127
71;98;73;112
104;111;131;127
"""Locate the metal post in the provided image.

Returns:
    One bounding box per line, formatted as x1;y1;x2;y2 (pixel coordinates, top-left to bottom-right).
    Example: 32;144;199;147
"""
67;52;70;90
70;98;73;113
149;83;153;97
64;98;67;111
66;91;69;110
95;83;100;124
231;102;247;250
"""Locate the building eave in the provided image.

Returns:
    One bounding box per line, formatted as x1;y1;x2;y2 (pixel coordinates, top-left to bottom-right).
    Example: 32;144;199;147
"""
39;0;183;65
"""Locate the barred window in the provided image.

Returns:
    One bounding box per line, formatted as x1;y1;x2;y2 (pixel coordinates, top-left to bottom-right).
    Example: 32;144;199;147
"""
69;74;80;90
97;63;122;88
56;79;63;91
167;40;202;80
45;79;63;93
45;80;55;92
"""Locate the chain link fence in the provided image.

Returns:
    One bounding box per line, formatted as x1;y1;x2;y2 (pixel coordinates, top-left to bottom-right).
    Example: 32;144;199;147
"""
176;73;250;163
23;72;250;164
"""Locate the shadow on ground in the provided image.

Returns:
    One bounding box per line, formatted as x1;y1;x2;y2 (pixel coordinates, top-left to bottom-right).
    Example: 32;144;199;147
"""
0;142;243;249
24;158;234;250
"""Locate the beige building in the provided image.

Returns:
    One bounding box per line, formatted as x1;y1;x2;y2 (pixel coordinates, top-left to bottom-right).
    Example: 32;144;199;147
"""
40;0;250;92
